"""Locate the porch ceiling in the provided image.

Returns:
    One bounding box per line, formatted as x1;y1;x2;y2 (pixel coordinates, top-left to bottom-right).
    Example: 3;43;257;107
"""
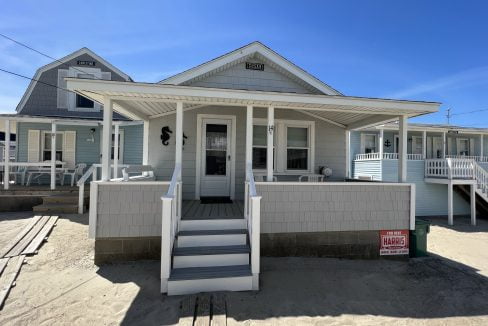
66;78;440;129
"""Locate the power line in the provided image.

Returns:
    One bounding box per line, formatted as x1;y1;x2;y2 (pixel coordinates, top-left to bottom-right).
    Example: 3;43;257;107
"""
0;33;102;80
0;67;100;101
451;108;488;116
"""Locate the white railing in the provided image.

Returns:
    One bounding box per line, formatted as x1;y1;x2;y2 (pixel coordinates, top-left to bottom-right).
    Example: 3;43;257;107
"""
76;163;130;214
425;158;475;179
244;163;261;291
354;153;424;161
474;162;488;199
446;155;488;162
160;163;182;293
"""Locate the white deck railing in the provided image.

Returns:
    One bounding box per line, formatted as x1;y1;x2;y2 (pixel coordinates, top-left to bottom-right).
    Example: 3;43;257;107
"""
446;155;488;162
244;163;261;291
354;153;423;161
76;163;130;214
160;163;182;293
425;158;475;179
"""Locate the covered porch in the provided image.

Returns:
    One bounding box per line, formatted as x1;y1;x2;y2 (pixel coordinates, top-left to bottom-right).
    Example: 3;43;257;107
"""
66;77;438;295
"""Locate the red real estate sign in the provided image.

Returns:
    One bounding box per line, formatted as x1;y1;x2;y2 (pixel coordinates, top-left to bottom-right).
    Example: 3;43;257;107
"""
379;230;409;256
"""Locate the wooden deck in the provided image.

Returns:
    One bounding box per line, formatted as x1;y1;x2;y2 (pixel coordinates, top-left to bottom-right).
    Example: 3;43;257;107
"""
182;200;244;220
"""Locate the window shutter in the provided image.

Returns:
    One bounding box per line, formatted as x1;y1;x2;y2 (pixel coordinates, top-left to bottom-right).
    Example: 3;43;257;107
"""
27;130;40;162
470;138;475;156
101;71;111;80
427;137;432;159
63;131;76;169
57;69;69;108
447;137;452;155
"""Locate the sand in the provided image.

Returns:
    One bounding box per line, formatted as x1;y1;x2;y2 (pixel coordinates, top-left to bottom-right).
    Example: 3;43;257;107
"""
0;213;488;325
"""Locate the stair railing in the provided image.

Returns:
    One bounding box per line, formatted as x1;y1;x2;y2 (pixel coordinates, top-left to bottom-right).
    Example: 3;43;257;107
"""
160;163;182;293
244;163;261;291
474;162;488;198
76;164;98;214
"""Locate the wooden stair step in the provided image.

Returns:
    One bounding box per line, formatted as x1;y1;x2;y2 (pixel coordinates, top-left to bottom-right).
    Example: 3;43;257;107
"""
178;229;247;237
169;265;251;281
33;204;79;214
173;245;250;256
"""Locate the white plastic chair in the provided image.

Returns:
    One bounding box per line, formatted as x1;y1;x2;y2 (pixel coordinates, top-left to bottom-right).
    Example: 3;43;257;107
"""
10;166;27;185
62;163;87;186
254;174;277;182
299;174;324;182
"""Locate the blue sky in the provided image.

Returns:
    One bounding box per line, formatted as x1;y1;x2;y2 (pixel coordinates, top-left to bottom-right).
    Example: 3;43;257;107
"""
1;0;487;126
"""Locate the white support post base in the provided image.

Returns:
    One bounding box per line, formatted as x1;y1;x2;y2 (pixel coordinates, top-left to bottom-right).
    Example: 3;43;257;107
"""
448;183;453;226
471;184;476;226
160;196;172;294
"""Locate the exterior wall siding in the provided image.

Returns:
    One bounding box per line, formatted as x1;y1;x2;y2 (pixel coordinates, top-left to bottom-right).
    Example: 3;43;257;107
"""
16;123;142;184
352;160;382;180
148;107;346;200
256;183;411;233
381;160;470;216
186;59;321;94
21;52;127;119
96;182;169;238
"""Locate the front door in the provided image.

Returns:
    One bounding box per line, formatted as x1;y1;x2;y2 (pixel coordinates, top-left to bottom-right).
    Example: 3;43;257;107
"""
432;137;443;158
200;119;233;197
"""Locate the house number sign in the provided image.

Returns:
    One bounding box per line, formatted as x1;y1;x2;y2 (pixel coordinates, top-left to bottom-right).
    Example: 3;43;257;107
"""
245;62;264;71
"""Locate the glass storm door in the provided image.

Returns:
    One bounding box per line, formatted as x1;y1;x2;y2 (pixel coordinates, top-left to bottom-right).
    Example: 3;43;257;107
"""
200;119;232;197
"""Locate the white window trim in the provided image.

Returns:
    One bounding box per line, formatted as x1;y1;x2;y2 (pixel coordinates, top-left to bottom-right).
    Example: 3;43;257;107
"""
40;130;65;162
68;67;102;112
112;129;125;163
252;118;315;174
361;133;378;154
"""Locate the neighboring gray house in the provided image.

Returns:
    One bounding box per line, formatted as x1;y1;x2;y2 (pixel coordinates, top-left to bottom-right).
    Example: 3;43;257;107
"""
1;48;143;187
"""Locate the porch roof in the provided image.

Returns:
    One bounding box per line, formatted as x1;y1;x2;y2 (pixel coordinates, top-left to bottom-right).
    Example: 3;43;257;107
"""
0;114;142;126
66;78;440;129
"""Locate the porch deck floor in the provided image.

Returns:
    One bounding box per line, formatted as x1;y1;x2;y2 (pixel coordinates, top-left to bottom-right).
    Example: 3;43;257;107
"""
182;200;244;220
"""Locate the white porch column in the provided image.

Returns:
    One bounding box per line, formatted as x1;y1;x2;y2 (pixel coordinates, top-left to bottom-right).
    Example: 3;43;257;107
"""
379;129;384;159
175;102;183;180
142;120;149;165
471;184;476;226
267;106;274;182
422;130;427;159
345;130;351;178
245;105;253;179
398;115;408;182
480;134;484;159
50;123;57;190
442;132;447;158
448;182;453;225
113;124;119;178
3;120;10;190
101;97;113;181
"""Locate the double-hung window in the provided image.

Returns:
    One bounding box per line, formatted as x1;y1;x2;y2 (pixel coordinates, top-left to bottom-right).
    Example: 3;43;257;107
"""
252;119;313;173
42;132;63;161
362;134;377;153
286;126;309;171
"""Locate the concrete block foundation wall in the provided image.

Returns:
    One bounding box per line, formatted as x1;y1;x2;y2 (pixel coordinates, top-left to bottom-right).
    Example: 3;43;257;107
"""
256;182;413;258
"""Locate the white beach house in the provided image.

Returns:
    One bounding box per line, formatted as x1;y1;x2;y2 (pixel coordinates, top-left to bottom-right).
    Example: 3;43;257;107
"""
66;42;440;295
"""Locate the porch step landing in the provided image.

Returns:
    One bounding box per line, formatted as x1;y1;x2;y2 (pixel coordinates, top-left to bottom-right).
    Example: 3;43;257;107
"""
168;217;253;296
33;194;88;214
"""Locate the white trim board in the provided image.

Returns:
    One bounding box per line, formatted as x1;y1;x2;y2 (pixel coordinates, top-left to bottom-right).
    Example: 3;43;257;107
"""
195;114;236;200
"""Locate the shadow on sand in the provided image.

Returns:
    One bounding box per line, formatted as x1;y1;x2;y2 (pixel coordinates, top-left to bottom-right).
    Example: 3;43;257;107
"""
95;248;488;325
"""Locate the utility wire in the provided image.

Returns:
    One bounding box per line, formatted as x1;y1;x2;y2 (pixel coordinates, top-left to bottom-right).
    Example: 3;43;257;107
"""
0;67;100;100
451;108;488;116
0;32;102;80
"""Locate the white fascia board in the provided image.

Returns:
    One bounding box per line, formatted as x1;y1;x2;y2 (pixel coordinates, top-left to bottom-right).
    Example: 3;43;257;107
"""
66;78;440;116
160;41;341;95
373;124;488;135
16;48;131;113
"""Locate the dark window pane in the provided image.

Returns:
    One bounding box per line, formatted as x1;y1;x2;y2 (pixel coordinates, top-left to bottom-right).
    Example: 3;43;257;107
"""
252;148;267;169
287;149;307;170
76;94;94;108
43;151;63;161
206;124;227;150
206;150;226;175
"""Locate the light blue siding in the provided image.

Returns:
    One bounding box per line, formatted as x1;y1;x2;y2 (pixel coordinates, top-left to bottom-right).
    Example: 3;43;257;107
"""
353;160;382;180
381;160;470;216
121;124;143;165
17;122;142;166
